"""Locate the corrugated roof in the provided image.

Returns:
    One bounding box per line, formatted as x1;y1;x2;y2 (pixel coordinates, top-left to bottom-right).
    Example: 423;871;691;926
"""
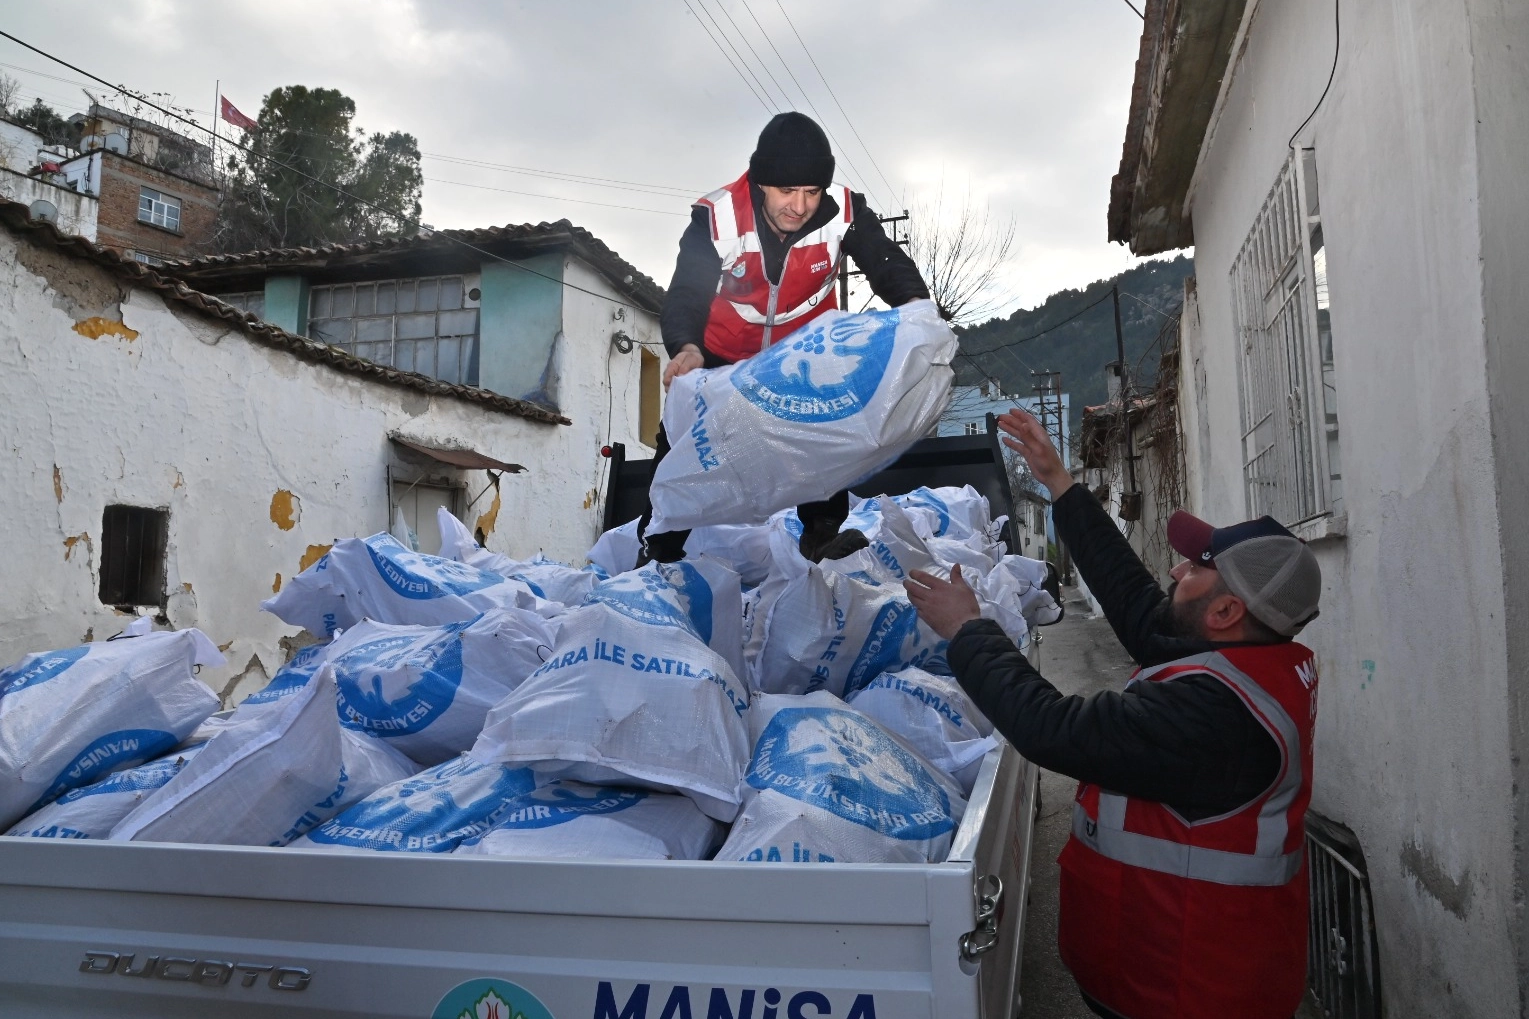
163;219;665;313
0;199;571;426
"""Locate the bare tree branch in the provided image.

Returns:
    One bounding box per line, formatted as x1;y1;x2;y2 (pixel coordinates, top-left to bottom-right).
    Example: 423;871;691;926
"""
907;182;1017;326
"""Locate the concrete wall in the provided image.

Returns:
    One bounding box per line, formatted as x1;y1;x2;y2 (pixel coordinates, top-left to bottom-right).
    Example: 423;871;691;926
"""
0;168;97;241
94;151;218;260
0;227;659;710
1184;0;1523;1013
0;120;46;173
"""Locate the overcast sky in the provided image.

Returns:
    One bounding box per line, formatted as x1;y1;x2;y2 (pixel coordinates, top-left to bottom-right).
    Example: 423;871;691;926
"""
3;0;1160;317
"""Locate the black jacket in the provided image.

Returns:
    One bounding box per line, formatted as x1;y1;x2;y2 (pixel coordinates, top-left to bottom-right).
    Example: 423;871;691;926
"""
660;186;929;362
947;485;1282;820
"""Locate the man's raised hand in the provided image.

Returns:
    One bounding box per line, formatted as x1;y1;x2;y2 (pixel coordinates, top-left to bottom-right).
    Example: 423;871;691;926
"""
904;564;982;641
663;345;705;390
997;407;1073;499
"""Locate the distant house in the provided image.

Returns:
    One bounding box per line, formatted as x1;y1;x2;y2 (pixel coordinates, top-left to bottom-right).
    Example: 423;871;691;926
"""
1110;1;1528;1014
0;199;661;704
0;118;99;240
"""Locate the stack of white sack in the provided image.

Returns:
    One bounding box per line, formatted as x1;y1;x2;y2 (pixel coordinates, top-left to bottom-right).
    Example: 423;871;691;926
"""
437;508;603;608
5;743;204;839
648;300;957;533
260;532;553;639
845;667;998;795
288;754;536;854
454;781;723;861
325;608;558;766
0;619;223;829
111;665;417;846
716;691;966;864
586;518;774;588
472;558;751;822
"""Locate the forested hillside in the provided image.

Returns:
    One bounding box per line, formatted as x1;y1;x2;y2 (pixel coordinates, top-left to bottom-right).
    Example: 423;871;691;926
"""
955;254;1194;434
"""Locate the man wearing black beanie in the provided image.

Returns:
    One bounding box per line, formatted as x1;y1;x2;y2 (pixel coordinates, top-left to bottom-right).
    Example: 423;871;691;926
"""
640;112;930;566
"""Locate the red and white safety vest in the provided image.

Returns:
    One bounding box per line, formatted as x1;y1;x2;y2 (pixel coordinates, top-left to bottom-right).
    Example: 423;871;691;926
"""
1058;644;1318;1019
695;172;854;364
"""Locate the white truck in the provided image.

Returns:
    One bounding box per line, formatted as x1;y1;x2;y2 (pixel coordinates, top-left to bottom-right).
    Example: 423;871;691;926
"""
0;427;1046;1019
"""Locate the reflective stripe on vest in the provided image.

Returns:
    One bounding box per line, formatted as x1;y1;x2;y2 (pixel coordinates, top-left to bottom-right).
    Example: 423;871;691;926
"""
696;174;852;339
1071;650;1307;887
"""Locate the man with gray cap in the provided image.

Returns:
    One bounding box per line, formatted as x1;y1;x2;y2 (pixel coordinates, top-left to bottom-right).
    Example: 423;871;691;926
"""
638;111;929;565
904;407;1323;1019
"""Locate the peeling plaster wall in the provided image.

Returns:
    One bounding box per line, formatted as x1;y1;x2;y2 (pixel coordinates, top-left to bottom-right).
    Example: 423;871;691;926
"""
1184;0;1520;1014
0;229;660;710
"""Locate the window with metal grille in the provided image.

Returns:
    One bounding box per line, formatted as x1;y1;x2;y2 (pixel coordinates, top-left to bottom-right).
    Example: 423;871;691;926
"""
137;187;181;232
1228;149;1343;525
308;276;480;387
1306;811;1382;1018
220;291;265;319
98;505;168;609
964;421;981;436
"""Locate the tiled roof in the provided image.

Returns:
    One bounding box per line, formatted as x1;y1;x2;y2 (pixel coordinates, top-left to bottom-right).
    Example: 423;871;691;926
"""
0;200;571;425
164;220;665;313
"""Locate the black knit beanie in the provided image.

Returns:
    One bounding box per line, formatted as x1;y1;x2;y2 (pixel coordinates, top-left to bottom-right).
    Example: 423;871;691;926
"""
748;112;835;188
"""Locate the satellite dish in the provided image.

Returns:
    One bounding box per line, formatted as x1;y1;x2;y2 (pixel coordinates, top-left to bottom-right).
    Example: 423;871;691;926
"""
27;200;58;225
103;133;128;154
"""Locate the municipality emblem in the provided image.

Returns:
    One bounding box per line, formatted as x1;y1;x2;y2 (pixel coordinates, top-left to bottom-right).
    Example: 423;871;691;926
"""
730;308;897;423
432;978;556;1019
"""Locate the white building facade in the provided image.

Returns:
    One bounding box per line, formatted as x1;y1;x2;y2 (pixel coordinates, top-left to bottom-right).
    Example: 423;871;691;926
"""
0;202;661;707
1111;1;1529;1015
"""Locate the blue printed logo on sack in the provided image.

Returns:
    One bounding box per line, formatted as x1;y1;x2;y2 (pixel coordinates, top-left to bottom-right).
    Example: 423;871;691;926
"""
748;707;954;840
304;756;535;852
731;310;898;423
432;978;555;1019
588;562;715;643
469;783;646;834
332;624;469;736
895;488;953;536
30;728;178;812
843;600;943;696
245;642;330;705
0;645;90;698
364;534;503;600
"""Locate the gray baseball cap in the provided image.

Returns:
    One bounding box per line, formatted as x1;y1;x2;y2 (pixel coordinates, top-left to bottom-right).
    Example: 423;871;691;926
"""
1167;511;1322;637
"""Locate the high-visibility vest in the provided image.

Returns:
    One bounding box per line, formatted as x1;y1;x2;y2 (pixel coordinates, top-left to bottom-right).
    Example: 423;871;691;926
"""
695;172;854;364
1057;644;1319;1019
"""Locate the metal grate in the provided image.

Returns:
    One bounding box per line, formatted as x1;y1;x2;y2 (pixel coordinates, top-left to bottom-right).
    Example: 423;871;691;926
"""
98;505;169;608
1306;811;1382;1019
1228;151;1333;525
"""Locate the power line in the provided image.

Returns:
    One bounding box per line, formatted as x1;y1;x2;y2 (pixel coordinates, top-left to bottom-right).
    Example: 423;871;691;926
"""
1288;0;1339;149
426;176;689;217
1121;0;1145;18
712;0;793;110
735;0;887;210
683;0;775;113
773;0;901;212
423;153;699;199
0;29;653;311
959;288;1116;356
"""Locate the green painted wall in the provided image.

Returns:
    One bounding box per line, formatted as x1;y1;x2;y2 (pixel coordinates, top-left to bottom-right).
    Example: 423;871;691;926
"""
478;254;564;405
264;275;310;336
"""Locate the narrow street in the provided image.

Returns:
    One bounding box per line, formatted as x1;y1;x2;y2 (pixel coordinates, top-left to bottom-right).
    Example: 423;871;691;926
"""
1016;591;1322;1019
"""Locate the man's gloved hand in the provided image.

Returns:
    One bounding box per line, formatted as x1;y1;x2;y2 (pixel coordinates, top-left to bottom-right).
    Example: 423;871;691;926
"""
663;345;705;390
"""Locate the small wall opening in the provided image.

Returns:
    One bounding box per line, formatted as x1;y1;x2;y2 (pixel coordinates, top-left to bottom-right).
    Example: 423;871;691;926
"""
1306;810;1383;1018
639;349;661;448
98;505;168;609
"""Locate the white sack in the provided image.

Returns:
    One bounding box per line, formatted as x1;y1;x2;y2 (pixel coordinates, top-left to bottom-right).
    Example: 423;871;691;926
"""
437;507;600;608
715;692;966;864
260;532;548;638
288;754;536;853
894;485;996;541
326;608;557;766
5;744;204;839
845;667;998;794
0;625;222;829
111;666;415;846
649;300;957;533
748;528;950;699
974;555;1064;628
454;781;722;861
472;559;751;822
586;518;775;588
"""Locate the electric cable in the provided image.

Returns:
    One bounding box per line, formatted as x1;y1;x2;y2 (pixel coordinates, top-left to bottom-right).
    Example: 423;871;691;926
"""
959;288;1115;356
1121;0;1145;18
425;177;688;217
1288;0;1339;149
773;0;902;213
0;28;660;312
683;0;775;113
712;0;793;110
422;152;698;198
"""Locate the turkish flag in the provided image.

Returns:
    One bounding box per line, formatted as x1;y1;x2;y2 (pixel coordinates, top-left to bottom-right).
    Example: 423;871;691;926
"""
219;96;259;132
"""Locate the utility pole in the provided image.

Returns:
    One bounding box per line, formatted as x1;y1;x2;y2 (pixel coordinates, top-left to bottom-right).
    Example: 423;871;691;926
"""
1112;285;1142;520
839;210;909;311
1030;369;1070;580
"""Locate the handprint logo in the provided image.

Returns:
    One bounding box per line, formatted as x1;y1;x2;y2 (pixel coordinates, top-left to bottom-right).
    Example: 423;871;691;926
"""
731;309;900;422
589;561;714;642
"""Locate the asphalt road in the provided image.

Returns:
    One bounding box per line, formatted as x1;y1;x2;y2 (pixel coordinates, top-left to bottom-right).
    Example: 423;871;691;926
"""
1014;592;1323;1019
